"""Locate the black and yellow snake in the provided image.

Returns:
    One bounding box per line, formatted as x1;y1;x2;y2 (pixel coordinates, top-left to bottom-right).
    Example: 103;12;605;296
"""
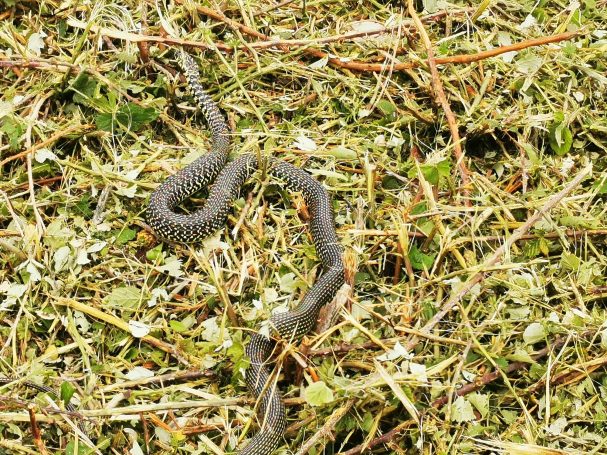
146;51;345;454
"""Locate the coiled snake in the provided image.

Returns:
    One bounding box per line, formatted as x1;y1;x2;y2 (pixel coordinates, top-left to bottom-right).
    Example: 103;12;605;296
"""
146;51;345;454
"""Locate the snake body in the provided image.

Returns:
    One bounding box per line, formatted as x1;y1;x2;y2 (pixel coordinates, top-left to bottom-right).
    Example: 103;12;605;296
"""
147;52;344;454
0;377;83;430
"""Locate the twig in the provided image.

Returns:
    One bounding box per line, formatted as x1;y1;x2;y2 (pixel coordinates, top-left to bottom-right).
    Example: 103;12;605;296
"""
27;406;49;455
53;298;193;367
407;0;470;203
99;369;213;393
0;190;24;237
252;0;298;16
191;5;578;73
66;18;232;53
348;227;607;243
339;420;415;455
0;124;93;167
405;163;592;352
294;399;355;455
189;5;465;72
342;331;596;454
0;28;580;76
24;95;48;234
430;331;592;408
436;31;581;65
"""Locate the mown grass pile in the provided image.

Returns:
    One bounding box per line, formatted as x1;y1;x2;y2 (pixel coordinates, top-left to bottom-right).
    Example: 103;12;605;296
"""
1;0;607;454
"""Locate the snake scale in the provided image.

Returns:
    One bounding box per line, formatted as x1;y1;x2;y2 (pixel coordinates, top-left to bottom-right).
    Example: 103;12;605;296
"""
146;51;345;454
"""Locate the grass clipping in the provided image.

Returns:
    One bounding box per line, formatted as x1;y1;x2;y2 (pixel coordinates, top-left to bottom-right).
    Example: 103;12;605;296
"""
1;1;607;454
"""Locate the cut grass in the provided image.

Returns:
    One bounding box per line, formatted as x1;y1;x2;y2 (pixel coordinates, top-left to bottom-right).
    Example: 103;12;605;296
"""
1;1;607;454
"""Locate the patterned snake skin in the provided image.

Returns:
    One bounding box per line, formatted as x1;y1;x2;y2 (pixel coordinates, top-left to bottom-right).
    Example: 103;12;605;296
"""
146;51;344;454
0;377;84;431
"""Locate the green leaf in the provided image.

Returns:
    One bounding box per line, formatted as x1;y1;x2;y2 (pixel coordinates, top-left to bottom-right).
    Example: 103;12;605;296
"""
96;102;159;133
325;146;357;160
592;174;607;194
515;53;543;74
70;73;98;106
104;286;141;309
420;164;439;185
548;114;573;155
66;440;93;455
506;348;535;364
451;396;475;422
560;252;581;271
0;116;24;150
501;409;518;424
170;320;189;333
436;159;451;179
60;381;76;405
75;194;94;218
279;272;304;293
420;300;436;321
410;202;427;216
468;393;489;419
408;245;436;271
413;159;451;186
304;381;334;406
559;215;599;229
376;99;396;117
146;244;163;261
495;357;509;369
115;227;137;245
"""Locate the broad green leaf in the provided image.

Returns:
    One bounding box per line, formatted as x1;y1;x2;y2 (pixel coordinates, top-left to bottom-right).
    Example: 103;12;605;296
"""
53;245;72;272
559;216;599;228
515;53;542;74
325;146;357;160
0;115;24;150
115;227;137;245
304;381;334;406
170;320;189;333
279;272;304;293
408;245;436;271
560;252;581;271
501;409;518;424
96;102;158;133
105;286;140;308
65;440;92;455
146;244;163;261
592;174;607;194
376;99;396;117
70;73;98;106
506;348;535;364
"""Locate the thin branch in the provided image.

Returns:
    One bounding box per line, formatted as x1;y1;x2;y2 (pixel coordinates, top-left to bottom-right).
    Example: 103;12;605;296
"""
407;0;471;203
0;124;93;167
294;399;355;455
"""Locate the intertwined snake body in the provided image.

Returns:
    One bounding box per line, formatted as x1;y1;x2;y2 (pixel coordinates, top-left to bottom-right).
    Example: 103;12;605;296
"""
146;52;344;454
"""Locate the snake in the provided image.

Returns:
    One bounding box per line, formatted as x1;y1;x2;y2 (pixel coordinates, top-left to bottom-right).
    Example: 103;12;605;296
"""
0;377;83;430
146;51;345;454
